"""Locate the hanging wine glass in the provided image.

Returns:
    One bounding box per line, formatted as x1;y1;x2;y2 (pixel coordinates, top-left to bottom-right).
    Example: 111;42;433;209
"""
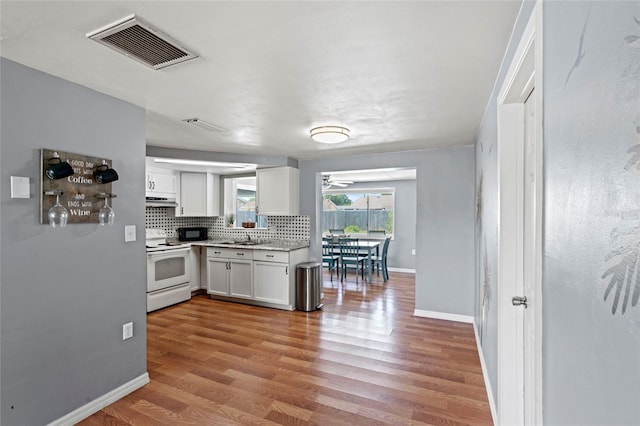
47;190;68;228
98;196;115;226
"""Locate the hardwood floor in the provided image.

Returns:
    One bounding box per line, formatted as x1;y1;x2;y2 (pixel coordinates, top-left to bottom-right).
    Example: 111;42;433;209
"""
80;271;492;425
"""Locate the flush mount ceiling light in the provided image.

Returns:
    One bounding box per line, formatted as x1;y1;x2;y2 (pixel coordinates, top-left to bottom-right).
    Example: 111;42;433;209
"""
182;118;228;133
310;126;350;144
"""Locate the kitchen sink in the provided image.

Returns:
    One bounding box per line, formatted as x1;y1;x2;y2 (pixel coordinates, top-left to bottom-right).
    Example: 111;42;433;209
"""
218;240;262;246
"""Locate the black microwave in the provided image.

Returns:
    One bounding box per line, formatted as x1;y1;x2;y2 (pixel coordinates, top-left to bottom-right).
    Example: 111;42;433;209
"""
176;227;208;241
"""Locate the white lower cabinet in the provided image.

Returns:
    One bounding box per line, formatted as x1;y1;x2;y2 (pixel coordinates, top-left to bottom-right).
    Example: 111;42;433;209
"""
207;257;230;296
206;248;253;299
205;246;308;310
229;259;253;299
253;261;289;305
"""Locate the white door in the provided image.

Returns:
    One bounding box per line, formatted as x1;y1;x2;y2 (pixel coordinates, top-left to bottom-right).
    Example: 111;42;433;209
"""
207;258;229;296
153;171;177;194
229;259;253;299
522;89;541;425
254;261;289;304
180;172;206;216
496;5;542;424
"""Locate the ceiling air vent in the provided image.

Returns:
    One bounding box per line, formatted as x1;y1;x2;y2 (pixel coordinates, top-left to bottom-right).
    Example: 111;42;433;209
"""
87;14;198;70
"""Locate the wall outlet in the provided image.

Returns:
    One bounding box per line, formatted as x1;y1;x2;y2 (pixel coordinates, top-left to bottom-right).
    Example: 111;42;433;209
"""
122;322;133;340
412;249;416;256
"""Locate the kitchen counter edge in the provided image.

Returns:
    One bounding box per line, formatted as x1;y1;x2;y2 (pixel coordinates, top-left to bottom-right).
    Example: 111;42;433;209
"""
190;240;309;252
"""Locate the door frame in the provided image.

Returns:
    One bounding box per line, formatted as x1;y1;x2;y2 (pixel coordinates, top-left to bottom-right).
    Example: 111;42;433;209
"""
496;2;543;425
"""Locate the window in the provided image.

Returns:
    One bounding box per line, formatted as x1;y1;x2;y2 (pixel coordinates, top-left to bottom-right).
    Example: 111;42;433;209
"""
322;189;394;237
223;176;267;228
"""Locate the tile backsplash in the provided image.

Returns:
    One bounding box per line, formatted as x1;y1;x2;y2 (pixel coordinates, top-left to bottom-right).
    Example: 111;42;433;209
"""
145;208;309;241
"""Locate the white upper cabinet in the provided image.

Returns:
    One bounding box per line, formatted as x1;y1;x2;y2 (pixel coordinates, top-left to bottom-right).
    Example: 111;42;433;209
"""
146;168;177;198
256;166;299;215
177;172;220;217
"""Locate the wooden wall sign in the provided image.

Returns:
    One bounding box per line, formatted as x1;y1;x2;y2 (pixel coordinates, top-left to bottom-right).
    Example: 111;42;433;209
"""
40;148;114;224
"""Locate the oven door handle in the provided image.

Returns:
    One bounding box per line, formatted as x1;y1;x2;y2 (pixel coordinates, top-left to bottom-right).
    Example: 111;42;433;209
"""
147;247;191;257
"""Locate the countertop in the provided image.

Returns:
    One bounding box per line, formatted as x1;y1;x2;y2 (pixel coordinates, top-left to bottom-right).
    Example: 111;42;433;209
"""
189;239;309;252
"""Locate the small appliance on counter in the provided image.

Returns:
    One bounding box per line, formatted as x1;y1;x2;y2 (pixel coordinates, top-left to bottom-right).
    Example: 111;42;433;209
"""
176;227;209;241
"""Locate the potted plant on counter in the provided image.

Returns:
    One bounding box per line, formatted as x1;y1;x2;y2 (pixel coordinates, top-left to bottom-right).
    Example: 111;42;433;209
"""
227;214;235;227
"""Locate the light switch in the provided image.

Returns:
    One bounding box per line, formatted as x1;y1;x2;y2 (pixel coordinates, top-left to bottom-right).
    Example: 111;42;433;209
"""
10;176;30;199
124;225;136;242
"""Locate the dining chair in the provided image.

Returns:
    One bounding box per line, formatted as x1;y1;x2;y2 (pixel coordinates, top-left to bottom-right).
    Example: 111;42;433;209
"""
338;238;366;283
371;237;391;281
322;237;340;282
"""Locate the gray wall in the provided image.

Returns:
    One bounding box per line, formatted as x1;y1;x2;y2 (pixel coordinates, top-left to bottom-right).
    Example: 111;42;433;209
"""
299;146;475;315
542;2;640;424
0;59;147;425
327;180;417;270
476;1;640;424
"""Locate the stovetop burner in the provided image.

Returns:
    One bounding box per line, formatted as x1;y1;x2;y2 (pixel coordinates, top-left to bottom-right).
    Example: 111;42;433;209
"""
145;229;192;252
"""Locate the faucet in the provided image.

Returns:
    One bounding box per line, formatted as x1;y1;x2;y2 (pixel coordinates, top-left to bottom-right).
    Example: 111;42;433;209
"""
246;233;251;242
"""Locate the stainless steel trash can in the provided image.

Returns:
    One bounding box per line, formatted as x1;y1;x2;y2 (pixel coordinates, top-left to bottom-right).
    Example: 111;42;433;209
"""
295;262;323;311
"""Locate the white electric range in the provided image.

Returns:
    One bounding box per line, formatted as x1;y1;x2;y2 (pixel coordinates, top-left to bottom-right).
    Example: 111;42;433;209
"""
145;229;192;312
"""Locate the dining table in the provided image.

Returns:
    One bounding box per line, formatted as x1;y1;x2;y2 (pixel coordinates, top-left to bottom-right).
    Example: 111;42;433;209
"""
323;238;380;282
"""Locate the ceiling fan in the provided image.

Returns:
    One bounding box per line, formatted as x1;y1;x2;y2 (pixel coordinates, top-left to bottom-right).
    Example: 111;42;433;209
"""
322;175;353;189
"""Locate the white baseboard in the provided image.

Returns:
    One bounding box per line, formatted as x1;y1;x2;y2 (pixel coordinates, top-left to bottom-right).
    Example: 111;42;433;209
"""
413;309;474;323
387;267;416;273
474;322;497;425
48;372;150;426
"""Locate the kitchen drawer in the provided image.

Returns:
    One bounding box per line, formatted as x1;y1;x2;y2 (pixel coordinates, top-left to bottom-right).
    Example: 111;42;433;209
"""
206;247;253;260
253;250;289;263
207;247;233;258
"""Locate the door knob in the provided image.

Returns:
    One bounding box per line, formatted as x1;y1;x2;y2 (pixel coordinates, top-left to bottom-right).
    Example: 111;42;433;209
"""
512;296;528;308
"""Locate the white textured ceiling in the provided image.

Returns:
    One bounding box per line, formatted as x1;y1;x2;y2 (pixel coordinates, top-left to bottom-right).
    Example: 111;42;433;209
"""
0;1;521;160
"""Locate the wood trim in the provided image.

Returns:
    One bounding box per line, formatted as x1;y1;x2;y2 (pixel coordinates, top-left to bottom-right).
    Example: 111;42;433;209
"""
414;309;474;324
495;3;544;424
387;267;415;274
49;373;149;426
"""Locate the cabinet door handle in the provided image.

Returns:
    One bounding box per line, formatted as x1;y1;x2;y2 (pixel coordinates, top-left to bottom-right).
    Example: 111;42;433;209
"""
237;252;244;256
266;254;274;258
181;207;184;215
286;266;288;275
214;251;222;255
227;261;230;270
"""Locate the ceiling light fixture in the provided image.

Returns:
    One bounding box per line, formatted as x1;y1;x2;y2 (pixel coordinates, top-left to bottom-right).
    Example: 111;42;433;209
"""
182;118;228;133
153;158;252;169
310;126;350;144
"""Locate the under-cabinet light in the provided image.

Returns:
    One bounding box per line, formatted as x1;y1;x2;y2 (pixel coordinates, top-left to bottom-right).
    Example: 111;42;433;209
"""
153;158;253;169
